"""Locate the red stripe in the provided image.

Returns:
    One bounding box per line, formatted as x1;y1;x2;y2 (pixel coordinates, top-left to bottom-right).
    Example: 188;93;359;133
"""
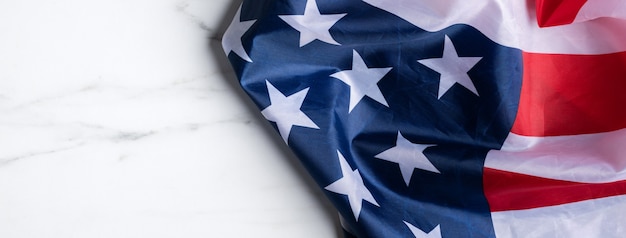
535;0;588;27
484;168;626;212
511;51;626;136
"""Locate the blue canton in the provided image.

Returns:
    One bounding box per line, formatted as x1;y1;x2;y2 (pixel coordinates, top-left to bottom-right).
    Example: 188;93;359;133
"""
225;0;523;237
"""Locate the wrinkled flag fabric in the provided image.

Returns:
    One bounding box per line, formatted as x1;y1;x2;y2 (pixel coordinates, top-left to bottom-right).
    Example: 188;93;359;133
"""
222;0;626;237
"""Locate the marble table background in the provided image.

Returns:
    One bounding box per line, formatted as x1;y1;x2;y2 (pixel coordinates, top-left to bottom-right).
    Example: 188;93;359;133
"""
0;0;340;237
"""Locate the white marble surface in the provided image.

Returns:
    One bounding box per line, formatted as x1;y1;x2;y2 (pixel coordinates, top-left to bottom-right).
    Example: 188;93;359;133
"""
0;0;340;237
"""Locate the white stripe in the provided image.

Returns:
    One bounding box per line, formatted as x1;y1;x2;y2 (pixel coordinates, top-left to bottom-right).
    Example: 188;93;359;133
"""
491;195;626;238
363;0;626;54
575;0;626;23
485;129;626;183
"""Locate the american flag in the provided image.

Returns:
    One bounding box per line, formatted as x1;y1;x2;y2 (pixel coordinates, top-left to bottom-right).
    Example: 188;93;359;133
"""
222;0;626;237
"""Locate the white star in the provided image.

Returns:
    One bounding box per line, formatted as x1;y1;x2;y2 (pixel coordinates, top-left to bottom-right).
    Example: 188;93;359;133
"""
330;50;392;113
222;4;256;62
404;222;442;238
375;131;440;186
418;35;482;99
325;151;379;221
278;0;346;47
261;80;319;143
